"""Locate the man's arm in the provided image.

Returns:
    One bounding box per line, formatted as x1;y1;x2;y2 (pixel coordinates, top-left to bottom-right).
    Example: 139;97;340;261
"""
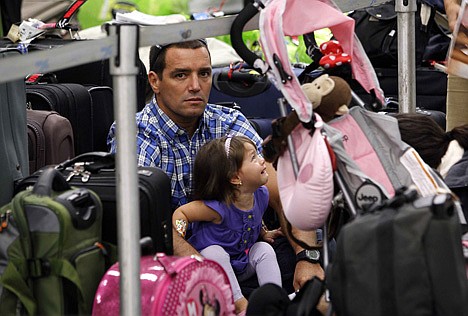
172;228;200;256
265;162;325;290
445;0;461;31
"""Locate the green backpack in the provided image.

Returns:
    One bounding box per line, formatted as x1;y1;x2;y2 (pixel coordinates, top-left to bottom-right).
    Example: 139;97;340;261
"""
0;167;111;315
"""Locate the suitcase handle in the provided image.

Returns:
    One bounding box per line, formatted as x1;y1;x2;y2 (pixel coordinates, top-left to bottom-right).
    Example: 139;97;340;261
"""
56;151;115;171
230;0;269;75
33;167;71;196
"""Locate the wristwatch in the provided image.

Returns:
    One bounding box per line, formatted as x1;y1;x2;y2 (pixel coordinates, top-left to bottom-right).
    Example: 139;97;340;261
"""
296;249;321;264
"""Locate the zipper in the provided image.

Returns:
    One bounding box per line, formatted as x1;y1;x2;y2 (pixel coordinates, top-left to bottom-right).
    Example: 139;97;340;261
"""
69;242;107;263
26;90;55;110
27;121;46;170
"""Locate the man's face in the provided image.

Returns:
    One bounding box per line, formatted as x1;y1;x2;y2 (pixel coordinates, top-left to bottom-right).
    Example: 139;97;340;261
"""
149;46;212;125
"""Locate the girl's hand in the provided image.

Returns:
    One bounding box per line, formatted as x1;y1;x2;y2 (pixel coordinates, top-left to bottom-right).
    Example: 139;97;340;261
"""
262;227;284;244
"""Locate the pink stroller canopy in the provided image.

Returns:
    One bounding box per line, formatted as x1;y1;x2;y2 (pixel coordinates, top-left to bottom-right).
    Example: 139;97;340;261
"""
231;0;385;123
257;0;384;122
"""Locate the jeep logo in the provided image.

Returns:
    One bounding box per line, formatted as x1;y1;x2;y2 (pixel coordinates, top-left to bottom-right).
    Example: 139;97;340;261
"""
355;182;383;209
357;193;379;203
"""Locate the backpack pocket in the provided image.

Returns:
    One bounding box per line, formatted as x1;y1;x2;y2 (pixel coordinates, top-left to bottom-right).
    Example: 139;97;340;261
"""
66;243;107;314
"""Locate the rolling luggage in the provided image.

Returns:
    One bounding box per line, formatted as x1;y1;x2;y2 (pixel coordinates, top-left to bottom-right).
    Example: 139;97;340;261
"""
26;109;74;173
25;75;114;153
84;85;114;152
92;253;235;316
25;83;94;155
15;152;173;255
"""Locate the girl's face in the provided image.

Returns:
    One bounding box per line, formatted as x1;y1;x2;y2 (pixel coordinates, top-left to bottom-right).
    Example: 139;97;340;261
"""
237;142;268;190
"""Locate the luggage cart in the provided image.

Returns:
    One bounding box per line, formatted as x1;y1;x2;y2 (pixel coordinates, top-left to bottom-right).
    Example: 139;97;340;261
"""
0;0;417;314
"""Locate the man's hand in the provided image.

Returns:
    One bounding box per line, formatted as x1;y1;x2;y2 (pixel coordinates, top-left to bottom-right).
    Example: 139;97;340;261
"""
293;260;325;291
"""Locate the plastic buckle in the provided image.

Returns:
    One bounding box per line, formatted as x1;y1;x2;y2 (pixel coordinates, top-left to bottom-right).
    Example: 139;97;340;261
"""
28;258;51;278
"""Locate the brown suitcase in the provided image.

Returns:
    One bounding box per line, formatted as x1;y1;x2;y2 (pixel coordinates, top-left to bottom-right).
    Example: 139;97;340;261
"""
27;109;74;173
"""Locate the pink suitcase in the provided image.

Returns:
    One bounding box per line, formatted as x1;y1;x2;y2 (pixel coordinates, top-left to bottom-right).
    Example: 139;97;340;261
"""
92;253;235;315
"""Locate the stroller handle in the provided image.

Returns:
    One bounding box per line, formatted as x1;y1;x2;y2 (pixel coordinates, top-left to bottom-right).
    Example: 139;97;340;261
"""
230;0;269;74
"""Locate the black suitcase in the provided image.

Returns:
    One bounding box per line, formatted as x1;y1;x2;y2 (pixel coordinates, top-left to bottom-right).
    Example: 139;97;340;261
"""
351;66;447;113
26;83;94;155
0;37;148;112
14;152;173;255
85;85;114;152
54;58;148;113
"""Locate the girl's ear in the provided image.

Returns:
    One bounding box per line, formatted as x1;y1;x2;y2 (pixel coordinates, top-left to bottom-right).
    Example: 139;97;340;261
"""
148;71;161;94
230;175;242;186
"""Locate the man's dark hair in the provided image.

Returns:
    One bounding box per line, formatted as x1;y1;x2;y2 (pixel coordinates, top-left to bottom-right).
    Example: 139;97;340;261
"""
149;39;209;79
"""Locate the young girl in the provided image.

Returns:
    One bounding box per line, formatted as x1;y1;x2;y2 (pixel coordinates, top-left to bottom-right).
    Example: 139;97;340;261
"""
172;135;283;315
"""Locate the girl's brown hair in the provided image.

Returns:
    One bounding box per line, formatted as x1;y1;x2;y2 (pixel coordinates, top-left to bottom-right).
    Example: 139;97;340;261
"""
193;135;257;205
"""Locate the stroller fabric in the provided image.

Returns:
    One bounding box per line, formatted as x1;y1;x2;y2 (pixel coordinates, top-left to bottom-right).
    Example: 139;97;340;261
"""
277;113;334;230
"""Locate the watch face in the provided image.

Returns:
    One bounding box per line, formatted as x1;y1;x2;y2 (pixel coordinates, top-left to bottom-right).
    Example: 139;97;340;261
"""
305;249;320;260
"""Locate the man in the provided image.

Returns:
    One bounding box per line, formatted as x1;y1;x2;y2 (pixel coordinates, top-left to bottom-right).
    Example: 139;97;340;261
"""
107;39;324;295
444;0;468;130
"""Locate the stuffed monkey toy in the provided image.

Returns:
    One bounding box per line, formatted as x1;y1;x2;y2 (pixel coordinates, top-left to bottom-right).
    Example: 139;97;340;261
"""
262;74;352;163
301;74;351;122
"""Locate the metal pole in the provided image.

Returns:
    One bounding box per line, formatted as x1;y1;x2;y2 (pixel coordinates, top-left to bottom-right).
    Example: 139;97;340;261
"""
396;0;417;113
278;98;300;177
107;23;141;316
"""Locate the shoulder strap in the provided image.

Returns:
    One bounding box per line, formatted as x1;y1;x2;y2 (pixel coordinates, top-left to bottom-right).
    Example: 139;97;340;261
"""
0;257;86;315
0;262;37;315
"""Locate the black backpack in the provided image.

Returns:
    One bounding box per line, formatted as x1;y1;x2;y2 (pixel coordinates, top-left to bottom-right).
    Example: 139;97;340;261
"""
349;0;436;67
327;188;468;316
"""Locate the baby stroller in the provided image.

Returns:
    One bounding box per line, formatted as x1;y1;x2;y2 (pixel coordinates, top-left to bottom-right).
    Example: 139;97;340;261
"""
231;0;468;315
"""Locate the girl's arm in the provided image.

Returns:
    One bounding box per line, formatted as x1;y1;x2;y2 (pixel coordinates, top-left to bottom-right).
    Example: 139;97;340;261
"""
172;200;222;237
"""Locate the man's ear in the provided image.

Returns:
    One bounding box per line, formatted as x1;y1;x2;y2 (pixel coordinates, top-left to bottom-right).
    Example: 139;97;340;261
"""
148;71;160;94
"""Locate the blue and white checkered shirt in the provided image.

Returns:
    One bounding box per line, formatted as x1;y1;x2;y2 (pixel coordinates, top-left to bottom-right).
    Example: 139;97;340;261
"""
108;97;263;209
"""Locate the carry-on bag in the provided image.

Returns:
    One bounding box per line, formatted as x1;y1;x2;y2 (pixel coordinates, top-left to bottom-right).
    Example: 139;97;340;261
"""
327;188;468;316
15;151;173;255
92;253;235;315
25;83;94;155
0;167;110;315
26;109;75;173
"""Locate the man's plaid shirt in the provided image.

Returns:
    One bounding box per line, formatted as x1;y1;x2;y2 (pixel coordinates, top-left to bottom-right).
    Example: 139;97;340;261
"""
108;97;263;209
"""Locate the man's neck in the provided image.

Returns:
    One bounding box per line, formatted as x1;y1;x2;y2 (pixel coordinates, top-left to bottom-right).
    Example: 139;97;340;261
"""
154;97;200;137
